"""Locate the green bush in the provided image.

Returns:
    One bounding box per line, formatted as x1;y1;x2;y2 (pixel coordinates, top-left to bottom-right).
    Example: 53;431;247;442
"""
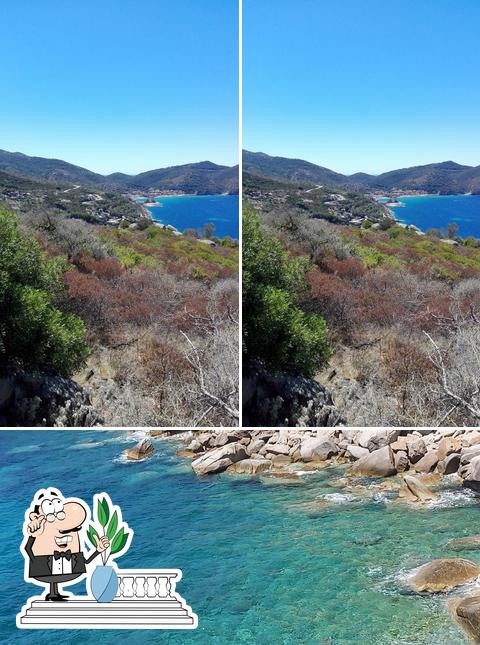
0;208;89;375
243;209;331;376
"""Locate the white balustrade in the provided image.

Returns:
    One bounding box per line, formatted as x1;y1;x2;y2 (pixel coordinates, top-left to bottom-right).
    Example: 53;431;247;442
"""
115;569;181;600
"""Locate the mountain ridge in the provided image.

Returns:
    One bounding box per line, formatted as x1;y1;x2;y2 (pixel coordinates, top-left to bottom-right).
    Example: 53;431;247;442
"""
0;149;238;194
243;150;480;195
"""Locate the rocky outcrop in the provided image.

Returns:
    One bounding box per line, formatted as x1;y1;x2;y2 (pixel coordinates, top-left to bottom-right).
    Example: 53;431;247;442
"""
0;369;101;427
125;438;155;461
243;362;344;427
408;559;480;593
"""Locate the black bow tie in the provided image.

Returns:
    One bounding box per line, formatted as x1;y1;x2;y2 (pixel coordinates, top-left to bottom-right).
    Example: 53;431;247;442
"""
53;550;72;560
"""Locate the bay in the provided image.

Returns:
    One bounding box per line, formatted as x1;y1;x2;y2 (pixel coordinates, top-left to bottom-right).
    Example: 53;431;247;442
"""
389;194;480;239
141;194;239;239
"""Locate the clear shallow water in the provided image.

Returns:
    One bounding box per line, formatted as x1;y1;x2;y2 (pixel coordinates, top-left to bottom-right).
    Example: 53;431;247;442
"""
142;195;239;239
1;431;478;644
389;195;480;238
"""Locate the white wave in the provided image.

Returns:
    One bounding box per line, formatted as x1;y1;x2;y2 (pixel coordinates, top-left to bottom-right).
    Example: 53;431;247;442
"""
316;492;356;504
426;489;477;508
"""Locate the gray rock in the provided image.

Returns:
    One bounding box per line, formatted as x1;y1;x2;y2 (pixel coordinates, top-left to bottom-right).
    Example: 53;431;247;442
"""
356;428;399;451
394;450;409;472
346;444;369;460
228;458;272;475
192;442;247;475
413;450;439;473
439;453;461;475
407;438;427;464
350;446;396;477
300;437;338;462
125;438;155;461
437;437;462;461
246;438;265;456
266;443;290;456
462;455;480;492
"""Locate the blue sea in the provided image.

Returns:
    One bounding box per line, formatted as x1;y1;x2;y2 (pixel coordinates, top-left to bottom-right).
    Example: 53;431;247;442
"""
141;195;239;239
388;194;480;238
1;430;477;644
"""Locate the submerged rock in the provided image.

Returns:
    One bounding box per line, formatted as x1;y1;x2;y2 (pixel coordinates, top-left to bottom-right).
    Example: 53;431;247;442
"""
401;474;438;503
408;558;480;593
446;536;480;552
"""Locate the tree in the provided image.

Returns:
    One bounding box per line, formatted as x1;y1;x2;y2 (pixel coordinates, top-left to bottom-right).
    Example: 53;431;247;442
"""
203;222;215;239
447;222;459;239
0;208;89;375
243;208;331;376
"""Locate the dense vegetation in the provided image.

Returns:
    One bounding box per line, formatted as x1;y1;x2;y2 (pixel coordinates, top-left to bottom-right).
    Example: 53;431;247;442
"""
0;195;239;425
243;209;330;376
244;150;480;194
0;207;88;375
244;187;480;426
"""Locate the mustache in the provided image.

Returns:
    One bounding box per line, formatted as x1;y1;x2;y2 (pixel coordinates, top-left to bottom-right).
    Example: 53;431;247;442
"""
59;525;82;534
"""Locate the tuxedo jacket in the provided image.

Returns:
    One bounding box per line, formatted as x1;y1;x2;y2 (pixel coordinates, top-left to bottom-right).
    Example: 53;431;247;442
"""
25;536;99;579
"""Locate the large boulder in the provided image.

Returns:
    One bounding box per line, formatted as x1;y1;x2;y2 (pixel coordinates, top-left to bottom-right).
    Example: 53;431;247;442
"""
437;437;462;461
402;474;437;502
350;446;396;477
413;449;439;473
300;437;338;462
438;453;460;475
407;438;427;464
408;558;480;593
125;438;155;461
454;596;480;642
228;458;272;475
346;444;369;460
356;428;398;452
394;450;409;473
462;455;480;492
192;442;247;475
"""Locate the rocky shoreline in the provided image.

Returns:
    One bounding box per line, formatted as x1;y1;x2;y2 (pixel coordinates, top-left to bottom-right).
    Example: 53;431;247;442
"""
174;427;480;491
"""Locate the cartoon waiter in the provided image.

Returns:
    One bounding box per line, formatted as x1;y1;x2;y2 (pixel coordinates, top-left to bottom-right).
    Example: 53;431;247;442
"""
22;489;109;601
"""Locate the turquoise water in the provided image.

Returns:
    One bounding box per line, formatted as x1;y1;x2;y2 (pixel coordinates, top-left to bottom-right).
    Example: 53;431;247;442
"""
1;431;478;644
142;195;239;239
389;194;480;238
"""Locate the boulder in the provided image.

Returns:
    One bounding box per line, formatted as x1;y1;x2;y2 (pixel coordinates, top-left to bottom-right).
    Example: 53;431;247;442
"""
228;458;272;475
413;449;439;473
390;436;408;452
394;450;409;473
346;444;369;460
454;596;480;641
408;558;480;593
460;445;480;465
125;438;155;461
192;442;247;475
446;536;480;552
438;453;460;476
356;428;398;452
402;474;437;502
300;437;338;462
212;431;242;447
437;436;462;461
350;446;396;477
462;455;480;492
407;438;427;464
246;438;265;456
272;454;292;466
266;443;290;456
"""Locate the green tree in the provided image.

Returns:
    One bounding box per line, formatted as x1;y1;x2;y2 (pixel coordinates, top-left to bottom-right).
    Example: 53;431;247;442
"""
243;209;331;377
447;222;459;239
0;208;89;375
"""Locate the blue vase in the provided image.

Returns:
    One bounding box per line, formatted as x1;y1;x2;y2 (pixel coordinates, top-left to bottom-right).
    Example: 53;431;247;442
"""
89;565;118;602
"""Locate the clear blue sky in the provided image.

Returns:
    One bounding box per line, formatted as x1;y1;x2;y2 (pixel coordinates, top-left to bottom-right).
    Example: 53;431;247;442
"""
0;0;238;174
244;0;480;174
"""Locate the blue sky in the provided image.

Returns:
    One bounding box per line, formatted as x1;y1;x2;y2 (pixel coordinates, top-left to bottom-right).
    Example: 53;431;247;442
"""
244;0;480;174
0;0;238;174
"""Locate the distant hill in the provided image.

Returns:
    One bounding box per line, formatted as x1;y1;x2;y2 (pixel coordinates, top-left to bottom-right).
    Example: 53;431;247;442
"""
243;150;480;194
0;149;238;194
